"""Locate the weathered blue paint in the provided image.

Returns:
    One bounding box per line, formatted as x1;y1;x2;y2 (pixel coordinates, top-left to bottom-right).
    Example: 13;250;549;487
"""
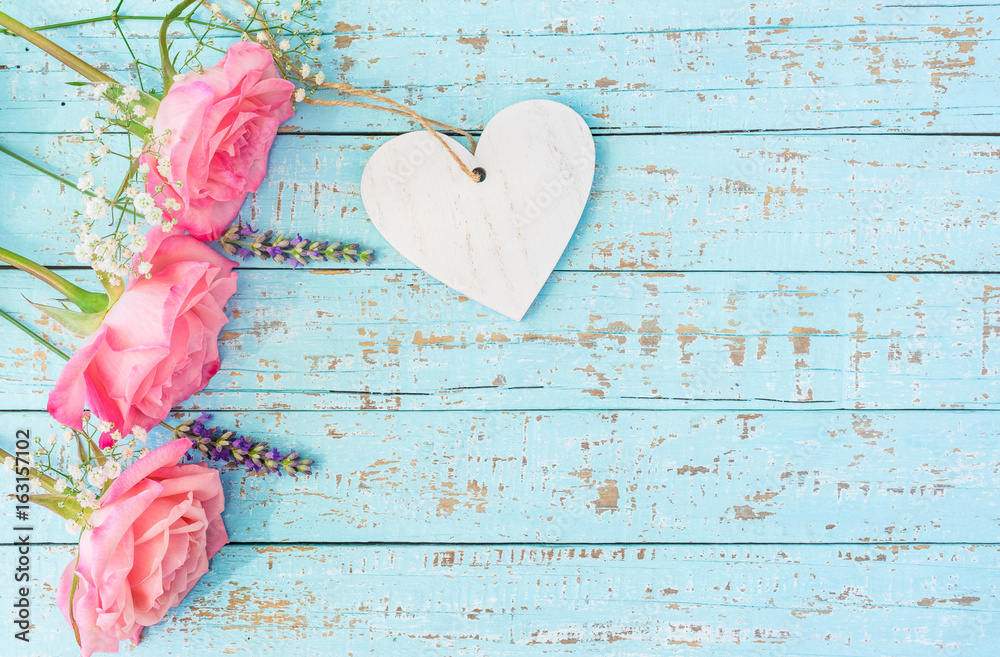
1;1;999;655
1;410;998;544
1;270;998;410
2;133;999;272
2;3;999;134
2;544;998;656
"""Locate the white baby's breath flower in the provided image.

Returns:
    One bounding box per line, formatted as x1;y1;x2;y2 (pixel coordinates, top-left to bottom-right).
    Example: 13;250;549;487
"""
256;32;268;43
94;144;111;158
93;126;105;138
145;206;164;226
131;145;143;158
300;63;311;78
134;192;154;213
210;3;221;12
133;104;146;118
122;85;140;102
77;173;94;191
138;448;150;459
132;426;148;443
30;477;43;492
46;433;58;447
85;467;107;489
79;116;93;131
126;223;139;236
97;420;113;434
92;83;109;99
243;4;254;16
65;519;80;535
62;429;74;443
67;464;83;479
54;478;68;493
136;261;153;277
292;1;302;10
310;36;320;50
103;460;122;480
137;162;150;176
279;39;291;51
294;88;306;102
143;117;155;129
108;103;120;117
76;489;98;509
94;185;107;198
280;9;292;22
130;234;147;251
314;71;325;85
122;445;134;460
2;456;13;472
74;244;93;263
84;197;109;221
83;151;94;165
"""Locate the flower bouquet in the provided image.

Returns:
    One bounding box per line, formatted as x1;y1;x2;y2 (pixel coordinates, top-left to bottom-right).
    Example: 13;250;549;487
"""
0;1;387;654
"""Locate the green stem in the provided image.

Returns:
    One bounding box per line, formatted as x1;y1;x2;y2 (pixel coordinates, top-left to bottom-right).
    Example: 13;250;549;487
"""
159;0;201;94
0;14;242;36
0;10;117;84
0;249;107;314
0;307;70;361
0;143;139;218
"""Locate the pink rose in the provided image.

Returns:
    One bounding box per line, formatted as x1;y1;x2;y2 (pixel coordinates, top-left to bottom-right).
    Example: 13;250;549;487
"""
48;231;238;447
142;41;295;240
57;439;228;657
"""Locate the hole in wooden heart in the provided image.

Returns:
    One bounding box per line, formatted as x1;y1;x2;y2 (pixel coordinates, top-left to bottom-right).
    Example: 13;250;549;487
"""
472;167;487;182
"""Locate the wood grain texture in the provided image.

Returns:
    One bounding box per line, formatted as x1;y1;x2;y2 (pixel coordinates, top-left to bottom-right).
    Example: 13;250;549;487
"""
2;410;998;544
3;132;999;272
2;270;998;411
2;543;998;656
2;2;1000;656
2;2;1000;134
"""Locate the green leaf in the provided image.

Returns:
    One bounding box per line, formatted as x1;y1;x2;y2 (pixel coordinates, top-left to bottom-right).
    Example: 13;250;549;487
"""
94;270;125;305
30;300;107;337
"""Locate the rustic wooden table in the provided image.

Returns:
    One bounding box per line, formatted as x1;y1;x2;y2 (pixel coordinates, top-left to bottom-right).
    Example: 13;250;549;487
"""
2;1;999;655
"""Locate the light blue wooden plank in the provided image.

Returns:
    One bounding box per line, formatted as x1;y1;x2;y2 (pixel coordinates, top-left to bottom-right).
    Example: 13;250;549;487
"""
2;2;999;133
3;132;999;271
3;543;998;656
1;270;997;411
1;410;998;544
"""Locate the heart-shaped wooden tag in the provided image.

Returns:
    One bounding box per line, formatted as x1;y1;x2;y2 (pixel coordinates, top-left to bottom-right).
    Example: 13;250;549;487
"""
360;100;595;320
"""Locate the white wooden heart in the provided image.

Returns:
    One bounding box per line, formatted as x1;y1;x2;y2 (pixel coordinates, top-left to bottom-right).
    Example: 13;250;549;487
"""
360;100;595;321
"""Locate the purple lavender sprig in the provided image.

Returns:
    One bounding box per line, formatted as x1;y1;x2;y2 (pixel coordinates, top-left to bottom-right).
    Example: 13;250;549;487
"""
174;414;313;477
219;220;375;267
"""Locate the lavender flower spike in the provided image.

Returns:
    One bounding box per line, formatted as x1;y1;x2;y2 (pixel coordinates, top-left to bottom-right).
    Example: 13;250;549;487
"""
174;414;314;477
219;220;375;267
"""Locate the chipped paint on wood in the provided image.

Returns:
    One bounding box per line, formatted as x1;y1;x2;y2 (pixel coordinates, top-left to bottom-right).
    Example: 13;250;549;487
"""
2;2;999;656
3;3;1000;133
3;133;1000;272
2;544;998;656
2;409;997;544
2;270;997;410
